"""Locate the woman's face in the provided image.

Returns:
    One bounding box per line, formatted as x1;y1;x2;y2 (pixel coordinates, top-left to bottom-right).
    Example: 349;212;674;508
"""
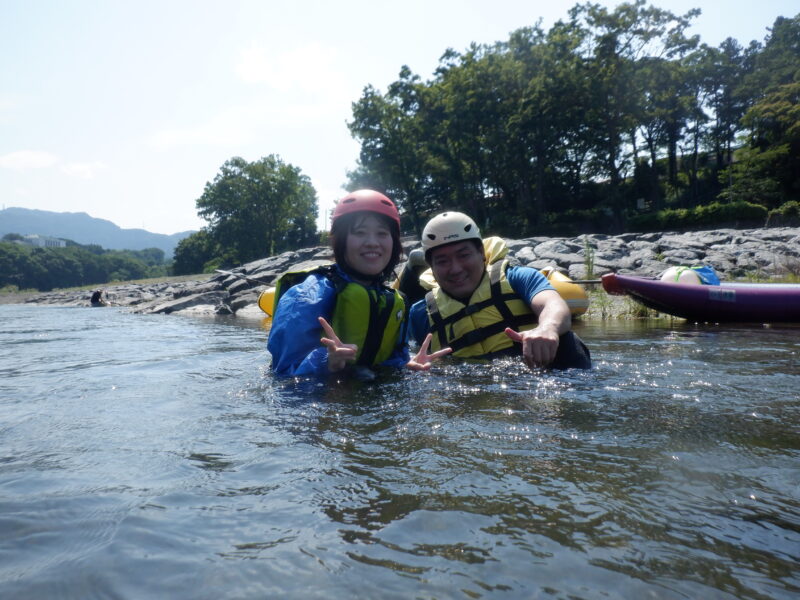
344;214;393;281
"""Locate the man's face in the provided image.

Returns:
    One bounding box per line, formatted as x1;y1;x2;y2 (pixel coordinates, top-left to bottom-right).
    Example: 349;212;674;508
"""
429;240;485;300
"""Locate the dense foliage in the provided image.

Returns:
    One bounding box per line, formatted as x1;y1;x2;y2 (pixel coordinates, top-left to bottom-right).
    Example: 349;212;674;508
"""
626;200;768;231
347;1;800;236
173;155;318;275
0;237;168;292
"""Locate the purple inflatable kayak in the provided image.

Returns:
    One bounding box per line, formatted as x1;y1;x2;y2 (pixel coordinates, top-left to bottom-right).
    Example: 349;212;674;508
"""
602;273;800;323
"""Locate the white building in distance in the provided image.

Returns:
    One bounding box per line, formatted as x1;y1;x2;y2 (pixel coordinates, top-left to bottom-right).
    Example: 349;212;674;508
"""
20;234;67;248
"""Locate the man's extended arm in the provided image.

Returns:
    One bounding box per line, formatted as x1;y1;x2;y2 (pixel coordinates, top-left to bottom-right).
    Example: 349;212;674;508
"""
505;267;572;368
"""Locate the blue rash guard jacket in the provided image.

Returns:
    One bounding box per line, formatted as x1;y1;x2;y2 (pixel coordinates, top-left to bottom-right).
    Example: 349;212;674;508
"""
267;265;411;376
409;265;555;346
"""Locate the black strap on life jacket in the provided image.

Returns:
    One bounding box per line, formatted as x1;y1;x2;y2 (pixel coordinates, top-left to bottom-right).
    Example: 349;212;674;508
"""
393;289;411;355
356;286;397;366
427;261;538;353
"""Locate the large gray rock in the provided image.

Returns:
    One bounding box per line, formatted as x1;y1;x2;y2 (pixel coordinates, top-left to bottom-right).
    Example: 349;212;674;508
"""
173;281;223;298
514;246;538;264
226;278;253;296
230;289;262;313
133;290;230;315
19;226;800;316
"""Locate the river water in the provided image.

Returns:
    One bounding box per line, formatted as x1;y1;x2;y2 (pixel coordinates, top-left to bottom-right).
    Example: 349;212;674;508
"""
1;304;798;599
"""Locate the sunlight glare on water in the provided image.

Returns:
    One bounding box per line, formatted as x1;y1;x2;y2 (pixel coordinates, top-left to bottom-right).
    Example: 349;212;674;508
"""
0;305;798;599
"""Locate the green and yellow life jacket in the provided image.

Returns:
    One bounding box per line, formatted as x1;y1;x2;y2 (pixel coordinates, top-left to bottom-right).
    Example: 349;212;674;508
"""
275;265;407;367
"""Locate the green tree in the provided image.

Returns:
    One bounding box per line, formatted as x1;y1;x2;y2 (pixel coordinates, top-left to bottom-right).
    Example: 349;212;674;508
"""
513;20;596;226
134;248;166;267
0;242;153;291
172;229;218;275
344;1;794;236
348;72;440;234
576;2;699;216
721;15;800;206
696;39;755;170
0;242;29;289
196;155;318;265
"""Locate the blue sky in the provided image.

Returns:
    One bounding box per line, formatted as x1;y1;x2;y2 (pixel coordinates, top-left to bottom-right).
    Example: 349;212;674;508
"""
1;0;796;235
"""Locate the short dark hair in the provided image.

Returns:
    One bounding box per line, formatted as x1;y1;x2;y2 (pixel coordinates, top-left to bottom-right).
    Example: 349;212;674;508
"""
330;211;403;281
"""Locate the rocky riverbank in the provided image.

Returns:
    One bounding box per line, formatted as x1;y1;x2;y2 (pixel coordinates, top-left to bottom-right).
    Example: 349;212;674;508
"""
14;226;800;319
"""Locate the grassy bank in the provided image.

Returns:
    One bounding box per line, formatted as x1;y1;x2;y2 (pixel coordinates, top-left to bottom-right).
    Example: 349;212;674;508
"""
0;290;38;305
580;287;671;321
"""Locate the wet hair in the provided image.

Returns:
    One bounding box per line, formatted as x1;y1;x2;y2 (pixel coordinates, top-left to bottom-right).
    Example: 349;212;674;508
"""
330;211;403;281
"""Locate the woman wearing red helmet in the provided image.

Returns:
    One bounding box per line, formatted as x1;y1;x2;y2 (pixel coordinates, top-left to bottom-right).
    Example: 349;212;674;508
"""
329;189;403;283
268;189;449;377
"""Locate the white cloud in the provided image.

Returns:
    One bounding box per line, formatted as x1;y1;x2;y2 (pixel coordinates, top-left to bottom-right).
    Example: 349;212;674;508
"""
147;42;358;152
146;94;346;152
147;105;261;151
0;151;108;181
235;42;351;100
61;161;107;179
0;150;60;170
0;92;25;115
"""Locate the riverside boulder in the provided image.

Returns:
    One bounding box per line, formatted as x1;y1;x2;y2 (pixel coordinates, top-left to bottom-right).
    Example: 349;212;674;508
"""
18;226;800;317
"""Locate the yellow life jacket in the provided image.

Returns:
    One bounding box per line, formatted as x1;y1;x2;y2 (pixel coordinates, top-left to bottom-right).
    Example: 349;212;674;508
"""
413;236;589;317
275;265;407;367
424;245;539;358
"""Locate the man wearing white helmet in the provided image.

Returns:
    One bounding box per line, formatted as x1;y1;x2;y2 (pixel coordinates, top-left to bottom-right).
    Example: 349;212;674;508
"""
408;211;591;370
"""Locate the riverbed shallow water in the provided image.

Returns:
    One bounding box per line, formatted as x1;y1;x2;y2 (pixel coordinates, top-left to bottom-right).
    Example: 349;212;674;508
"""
1;304;798;599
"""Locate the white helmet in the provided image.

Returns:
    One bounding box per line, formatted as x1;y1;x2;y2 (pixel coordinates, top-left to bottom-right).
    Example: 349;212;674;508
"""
420;212;482;253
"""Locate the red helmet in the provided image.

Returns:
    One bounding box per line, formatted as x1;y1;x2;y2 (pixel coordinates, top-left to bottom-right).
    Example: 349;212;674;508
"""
332;189;400;229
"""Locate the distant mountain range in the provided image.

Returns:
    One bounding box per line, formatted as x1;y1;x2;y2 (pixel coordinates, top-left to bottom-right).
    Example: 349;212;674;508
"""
0;207;197;257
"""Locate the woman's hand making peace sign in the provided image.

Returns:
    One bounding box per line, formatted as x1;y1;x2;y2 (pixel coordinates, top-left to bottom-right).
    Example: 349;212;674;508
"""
318;317;358;372
320;317;451;373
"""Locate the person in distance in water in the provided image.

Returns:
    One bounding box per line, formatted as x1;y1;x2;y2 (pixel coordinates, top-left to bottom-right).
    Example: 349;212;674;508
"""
90;289;109;307
407;211;591;370
268;189;450;377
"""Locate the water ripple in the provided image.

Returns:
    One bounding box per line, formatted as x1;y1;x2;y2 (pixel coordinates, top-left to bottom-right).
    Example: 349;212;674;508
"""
0;306;798;598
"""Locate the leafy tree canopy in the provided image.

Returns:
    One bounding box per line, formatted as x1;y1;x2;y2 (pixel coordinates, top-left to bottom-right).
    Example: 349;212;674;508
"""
346;3;799;237
182;155;318;272
0;238;168;291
